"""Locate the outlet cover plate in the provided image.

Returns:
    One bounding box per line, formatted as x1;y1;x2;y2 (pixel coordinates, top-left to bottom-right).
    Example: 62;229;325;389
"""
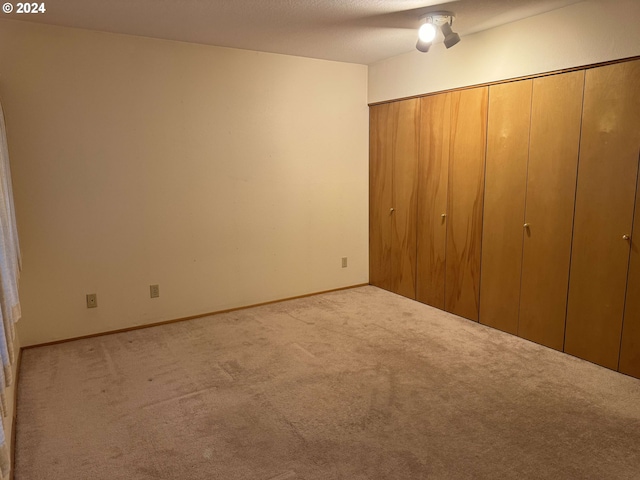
86;293;97;308
150;284;160;298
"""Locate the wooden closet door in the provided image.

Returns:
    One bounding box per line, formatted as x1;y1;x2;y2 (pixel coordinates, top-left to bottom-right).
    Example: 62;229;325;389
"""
445;87;488;321
369;103;393;290
416;93;451;308
479;80;532;334
565;60;640;370
619;172;640;378
518;71;584;351
390;99;420;298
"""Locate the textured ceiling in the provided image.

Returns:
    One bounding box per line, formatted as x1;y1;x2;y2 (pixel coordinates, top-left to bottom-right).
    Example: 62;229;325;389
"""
3;0;585;64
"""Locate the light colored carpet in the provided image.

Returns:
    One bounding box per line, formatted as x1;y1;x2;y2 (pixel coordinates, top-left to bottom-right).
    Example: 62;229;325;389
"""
15;286;640;479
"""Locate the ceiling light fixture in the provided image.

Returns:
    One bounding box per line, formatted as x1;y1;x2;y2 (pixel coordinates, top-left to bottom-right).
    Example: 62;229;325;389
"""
440;22;461;49
416;22;437;52
416;12;460;53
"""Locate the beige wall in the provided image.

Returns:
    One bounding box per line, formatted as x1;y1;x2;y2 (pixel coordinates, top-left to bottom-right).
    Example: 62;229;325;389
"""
0;20;369;346
369;0;640;103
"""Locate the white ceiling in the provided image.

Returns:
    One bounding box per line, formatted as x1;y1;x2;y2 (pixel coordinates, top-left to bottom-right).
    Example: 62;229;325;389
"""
5;0;585;64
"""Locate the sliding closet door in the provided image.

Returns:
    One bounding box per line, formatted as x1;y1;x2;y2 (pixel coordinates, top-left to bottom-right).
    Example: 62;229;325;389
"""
479;80;532;334
445;87;488;321
619;174;640;378
390;99;420;298
565;60;640;369
369;103;393;290
518;71;584;351
416;93;451;308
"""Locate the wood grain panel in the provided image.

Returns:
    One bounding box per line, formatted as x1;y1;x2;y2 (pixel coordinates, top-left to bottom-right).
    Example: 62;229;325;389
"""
518;71;584;351
369;103;392;290
619;168;640;378
390;99;420;299
565;59;640;370
445;87;488;321
416;93;451;308
479;80;532;334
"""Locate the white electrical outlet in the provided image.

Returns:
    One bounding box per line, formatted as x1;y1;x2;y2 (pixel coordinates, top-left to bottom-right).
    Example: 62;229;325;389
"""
86;293;97;308
150;284;160;298
342;257;348;268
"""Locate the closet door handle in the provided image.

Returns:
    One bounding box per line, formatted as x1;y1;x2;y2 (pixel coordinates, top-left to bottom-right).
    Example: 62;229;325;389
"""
523;223;530;229
390;208;395;213
623;234;630;241
441;214;447;219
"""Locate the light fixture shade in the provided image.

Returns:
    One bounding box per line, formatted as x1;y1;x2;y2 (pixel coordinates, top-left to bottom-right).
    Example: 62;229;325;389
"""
416;38;432;53
418;23;437;43
441;23;461;49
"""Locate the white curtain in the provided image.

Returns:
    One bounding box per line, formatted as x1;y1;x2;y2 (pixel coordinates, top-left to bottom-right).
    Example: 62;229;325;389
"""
0;100;21;479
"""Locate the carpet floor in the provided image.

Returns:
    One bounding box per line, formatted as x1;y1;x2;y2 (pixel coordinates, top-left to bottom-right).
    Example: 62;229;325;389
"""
15;286;640;479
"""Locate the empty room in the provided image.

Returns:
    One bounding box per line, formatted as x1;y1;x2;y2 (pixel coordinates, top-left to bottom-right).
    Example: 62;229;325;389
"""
0;0;639;478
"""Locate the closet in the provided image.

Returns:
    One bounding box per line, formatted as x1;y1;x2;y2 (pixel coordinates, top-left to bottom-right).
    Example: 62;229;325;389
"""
416;93;450;309
444;88;488;321
480;80;532;335
369;99;420;299
369;57;640;378
479;71;583;349
518;71;584;350
564;60;640;370
416;87;487;321
619;179;640;377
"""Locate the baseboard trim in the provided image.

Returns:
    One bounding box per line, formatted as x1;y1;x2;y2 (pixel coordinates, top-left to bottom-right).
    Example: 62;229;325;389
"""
24;283;369;349
9;346;22;480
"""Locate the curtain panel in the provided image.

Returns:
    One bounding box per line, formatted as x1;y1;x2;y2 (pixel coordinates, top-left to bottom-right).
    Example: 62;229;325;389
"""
0;100;22;479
